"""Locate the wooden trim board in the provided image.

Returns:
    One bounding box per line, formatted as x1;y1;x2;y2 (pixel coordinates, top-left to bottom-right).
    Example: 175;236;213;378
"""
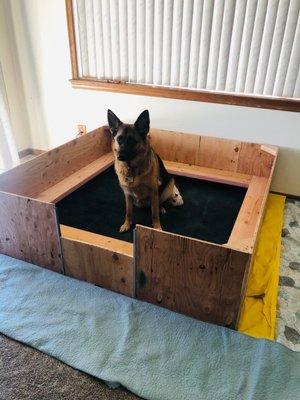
164;160;252;187
70;79;300;113
36;153;114;203
65;0;79;79
227;176;270;253
227;146;278;253
60;225;133;256
61;228;134;297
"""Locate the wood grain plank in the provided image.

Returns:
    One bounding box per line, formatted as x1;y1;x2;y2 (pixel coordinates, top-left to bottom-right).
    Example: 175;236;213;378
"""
36;153;114;203
237;143;277;178
0;192;63;272
0;126;111;198
164;160;252;187
135;226;251;328
227;176;270;253
62;237;133;297
196;136;241;171
149;129;200;164
60;225;133;256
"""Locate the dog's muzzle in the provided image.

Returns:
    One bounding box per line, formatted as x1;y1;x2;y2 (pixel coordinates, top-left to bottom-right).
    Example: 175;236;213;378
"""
117;151;135;162
117;153;127;161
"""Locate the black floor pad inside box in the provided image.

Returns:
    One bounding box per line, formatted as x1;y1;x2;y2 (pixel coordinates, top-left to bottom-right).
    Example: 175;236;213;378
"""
57;166;246;245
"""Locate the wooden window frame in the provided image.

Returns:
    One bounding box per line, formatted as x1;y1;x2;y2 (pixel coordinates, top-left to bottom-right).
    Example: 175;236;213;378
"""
66;0;300;113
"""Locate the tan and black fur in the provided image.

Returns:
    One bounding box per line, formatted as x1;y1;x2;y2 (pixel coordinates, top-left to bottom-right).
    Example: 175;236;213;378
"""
107;109;183;232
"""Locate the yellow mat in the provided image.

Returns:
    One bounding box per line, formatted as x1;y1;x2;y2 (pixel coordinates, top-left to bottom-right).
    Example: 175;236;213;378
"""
238;194;285;340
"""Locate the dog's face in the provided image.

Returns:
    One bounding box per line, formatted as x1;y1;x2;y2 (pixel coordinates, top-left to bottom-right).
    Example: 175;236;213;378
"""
107;110;150;162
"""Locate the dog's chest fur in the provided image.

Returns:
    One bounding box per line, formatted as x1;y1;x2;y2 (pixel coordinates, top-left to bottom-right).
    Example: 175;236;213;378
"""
115;156;159;204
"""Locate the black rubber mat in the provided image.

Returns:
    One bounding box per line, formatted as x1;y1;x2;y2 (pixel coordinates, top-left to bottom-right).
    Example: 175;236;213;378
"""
57;166;246;244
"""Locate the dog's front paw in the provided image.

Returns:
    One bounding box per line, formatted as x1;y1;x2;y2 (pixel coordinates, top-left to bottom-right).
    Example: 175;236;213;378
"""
119;221;131;232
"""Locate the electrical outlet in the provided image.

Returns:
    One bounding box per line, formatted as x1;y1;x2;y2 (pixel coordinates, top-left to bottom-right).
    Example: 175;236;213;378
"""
77;124;87;136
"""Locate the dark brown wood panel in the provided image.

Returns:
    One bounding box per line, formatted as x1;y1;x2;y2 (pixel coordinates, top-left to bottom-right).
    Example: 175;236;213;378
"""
0;126;111;197
62;237;134;297
0;192;63;272
135;226;251;328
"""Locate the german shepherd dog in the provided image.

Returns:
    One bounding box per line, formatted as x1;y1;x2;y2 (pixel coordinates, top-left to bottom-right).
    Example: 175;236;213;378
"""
107;109;183;232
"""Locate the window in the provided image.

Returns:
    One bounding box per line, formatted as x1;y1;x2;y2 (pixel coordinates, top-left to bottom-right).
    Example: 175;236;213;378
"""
66;0;300;111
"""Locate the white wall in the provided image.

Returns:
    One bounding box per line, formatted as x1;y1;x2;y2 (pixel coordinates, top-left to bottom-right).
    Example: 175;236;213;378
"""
5;0;300;195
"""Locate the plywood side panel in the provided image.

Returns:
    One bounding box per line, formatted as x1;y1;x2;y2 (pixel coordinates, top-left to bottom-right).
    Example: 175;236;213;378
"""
149;129;200;164
0;192;63;272
135;226;251;328
237;143;277;178
196;137;241;171
149;129;277;179
62;237;133;297
0;126;111;197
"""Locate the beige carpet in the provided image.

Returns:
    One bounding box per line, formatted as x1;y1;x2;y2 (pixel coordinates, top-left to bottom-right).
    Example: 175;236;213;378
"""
0;334;140;400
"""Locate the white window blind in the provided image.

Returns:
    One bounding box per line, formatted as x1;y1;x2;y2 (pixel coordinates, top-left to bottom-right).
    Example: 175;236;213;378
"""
72;0;300;99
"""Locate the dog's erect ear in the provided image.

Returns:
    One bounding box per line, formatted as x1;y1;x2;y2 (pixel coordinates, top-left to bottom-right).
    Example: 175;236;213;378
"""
134;110;150;136
107;109;122;136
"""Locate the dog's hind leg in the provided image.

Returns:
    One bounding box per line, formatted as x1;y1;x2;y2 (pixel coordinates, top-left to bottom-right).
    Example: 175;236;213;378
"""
160;178;183;209
151;188;162;230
